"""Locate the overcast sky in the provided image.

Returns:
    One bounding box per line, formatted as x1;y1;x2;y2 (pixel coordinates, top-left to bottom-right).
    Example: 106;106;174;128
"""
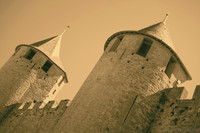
0;0;200;101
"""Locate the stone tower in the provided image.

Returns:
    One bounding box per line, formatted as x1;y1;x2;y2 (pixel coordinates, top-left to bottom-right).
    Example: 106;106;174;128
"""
0;34;67;107
55;16;191;132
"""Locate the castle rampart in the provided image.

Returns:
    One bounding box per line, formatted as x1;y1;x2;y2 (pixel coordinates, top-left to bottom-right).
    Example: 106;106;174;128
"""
0;99;69;133
0;86;200;132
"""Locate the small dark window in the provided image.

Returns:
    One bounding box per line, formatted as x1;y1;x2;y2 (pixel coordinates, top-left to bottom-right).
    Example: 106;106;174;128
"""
52;90;56;95
42;60;52;72
58;76;65;86
24;49;36;60
165;57;176;78
137;38;152;57
109;36;124;52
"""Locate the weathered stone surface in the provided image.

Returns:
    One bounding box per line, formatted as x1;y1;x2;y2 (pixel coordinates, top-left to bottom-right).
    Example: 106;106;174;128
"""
0;100;69;133
0;21;197;133
54;34;189;133
0;46;66;107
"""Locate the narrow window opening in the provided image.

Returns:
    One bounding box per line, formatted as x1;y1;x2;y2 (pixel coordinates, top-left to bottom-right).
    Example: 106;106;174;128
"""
42;60;52;72
122;95;138;125
58;76;65;86
24;49;36;60
119;48;126;59
119;36;123;41
137;38;152;57
109;36;124;52
52;90;56;95
165;57;176;78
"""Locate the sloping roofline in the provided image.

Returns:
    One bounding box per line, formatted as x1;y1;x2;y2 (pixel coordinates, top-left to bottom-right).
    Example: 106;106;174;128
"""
104;30;192;80
15;44;68;83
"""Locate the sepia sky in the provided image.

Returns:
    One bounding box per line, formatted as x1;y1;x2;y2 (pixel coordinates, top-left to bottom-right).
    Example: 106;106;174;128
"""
0;0;200;101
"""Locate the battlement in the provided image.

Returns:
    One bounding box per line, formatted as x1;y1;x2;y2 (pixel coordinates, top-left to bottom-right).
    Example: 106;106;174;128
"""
17;99;70;110
149;85;200;132
1;99;70;119
1;86;200;133
0;99;70;132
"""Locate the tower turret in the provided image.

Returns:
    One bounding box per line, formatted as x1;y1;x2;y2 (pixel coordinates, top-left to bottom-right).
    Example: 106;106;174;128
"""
0;33;67;106
55;16;191;133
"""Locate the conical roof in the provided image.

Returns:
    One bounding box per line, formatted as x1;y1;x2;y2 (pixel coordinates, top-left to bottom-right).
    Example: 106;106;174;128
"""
138;22;175;50
29;35;65;71
104;16;192;80
15;31;68;82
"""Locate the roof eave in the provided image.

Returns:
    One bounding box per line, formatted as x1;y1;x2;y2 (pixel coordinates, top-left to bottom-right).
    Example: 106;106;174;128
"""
104;30;192;81
15;44;68;83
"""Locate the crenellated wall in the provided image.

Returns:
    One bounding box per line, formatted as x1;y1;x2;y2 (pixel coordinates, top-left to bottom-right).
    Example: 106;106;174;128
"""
150;85;200;133
1;86;200;133
0;99;69;133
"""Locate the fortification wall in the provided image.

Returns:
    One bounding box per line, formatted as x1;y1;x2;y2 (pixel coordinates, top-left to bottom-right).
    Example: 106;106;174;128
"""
150;85;200;133
0;99;69;133
1;86;200;133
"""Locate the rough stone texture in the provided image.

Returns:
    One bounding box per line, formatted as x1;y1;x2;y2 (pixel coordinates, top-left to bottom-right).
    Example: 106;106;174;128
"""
0;46;65;107
149;86;200;133
0;99;69;133
0;23;196;133
1;87;200;133
54;34;188;133
138;22;175;50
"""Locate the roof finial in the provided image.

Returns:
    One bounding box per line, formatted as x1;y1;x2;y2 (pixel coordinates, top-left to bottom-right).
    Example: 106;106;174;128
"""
163;13;169;24
60;26;70;36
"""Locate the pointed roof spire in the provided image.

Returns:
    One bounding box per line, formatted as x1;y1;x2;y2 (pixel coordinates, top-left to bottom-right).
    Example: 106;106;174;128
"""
27;27;70;71
51;26;70;57
104;14;191;80
162;13;169;24
138;14;175;50
60;26;70;37
30;26;70;58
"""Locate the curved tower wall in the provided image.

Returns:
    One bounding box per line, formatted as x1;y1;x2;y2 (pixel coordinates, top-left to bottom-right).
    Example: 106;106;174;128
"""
56;33;189;132
0;45;66;106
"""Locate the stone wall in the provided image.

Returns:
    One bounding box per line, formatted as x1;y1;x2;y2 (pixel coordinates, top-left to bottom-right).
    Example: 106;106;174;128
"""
0;99;69;133
0;32;194;133
150;85;200;133
1;86;200;133
54;34;188;133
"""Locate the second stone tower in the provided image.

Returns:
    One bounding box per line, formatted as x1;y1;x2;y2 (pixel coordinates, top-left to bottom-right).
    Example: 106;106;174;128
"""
55;17;191;133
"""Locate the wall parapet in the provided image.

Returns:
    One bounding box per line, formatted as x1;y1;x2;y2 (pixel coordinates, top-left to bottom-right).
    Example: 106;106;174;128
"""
0;99;70;133
150;85;200;133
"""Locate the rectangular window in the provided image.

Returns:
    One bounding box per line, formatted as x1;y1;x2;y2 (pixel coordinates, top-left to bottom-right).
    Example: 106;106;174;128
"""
24;49;36;60
42;60;52;72
165;57;176;78
58;76;65;86
52;90;56;95
137;38;152;57
109;36;124;52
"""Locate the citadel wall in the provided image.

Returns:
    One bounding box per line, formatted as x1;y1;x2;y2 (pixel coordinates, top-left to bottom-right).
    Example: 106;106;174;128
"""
0;99;69;133
0;86;199;133
150;85;200;133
